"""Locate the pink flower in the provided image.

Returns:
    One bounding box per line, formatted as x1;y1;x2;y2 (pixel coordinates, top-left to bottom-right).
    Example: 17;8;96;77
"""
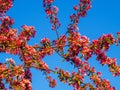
73;56;82;66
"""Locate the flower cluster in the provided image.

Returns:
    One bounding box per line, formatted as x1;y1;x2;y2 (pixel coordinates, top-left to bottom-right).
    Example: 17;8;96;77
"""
0;17;21;54
65;0;93;63
0;0;13;17
0;16;14;27
19;25;36;41
67;31;81;57
40;38;55;55
90;34;115;55
68;0;92;31
90;74;115;90
108;58;120;76
0;61;32;90
43;0;60;30
55;65;115;90
52;35;67;51
78;0;92;17
1;18;52;76
11;78;32;90
66;31;91;61
57;69;71;83
90;34;115;65
20;45;49;72
89;34;120;76
46;76;57;88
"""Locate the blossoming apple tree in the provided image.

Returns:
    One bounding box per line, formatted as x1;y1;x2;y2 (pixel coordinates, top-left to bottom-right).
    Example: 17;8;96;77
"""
0;0;120;90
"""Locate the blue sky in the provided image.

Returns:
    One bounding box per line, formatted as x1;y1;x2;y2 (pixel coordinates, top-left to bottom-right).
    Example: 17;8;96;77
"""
1;0;120;90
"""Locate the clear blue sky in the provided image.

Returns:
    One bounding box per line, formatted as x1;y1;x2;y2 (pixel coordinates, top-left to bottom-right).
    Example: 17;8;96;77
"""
1;0;120;90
